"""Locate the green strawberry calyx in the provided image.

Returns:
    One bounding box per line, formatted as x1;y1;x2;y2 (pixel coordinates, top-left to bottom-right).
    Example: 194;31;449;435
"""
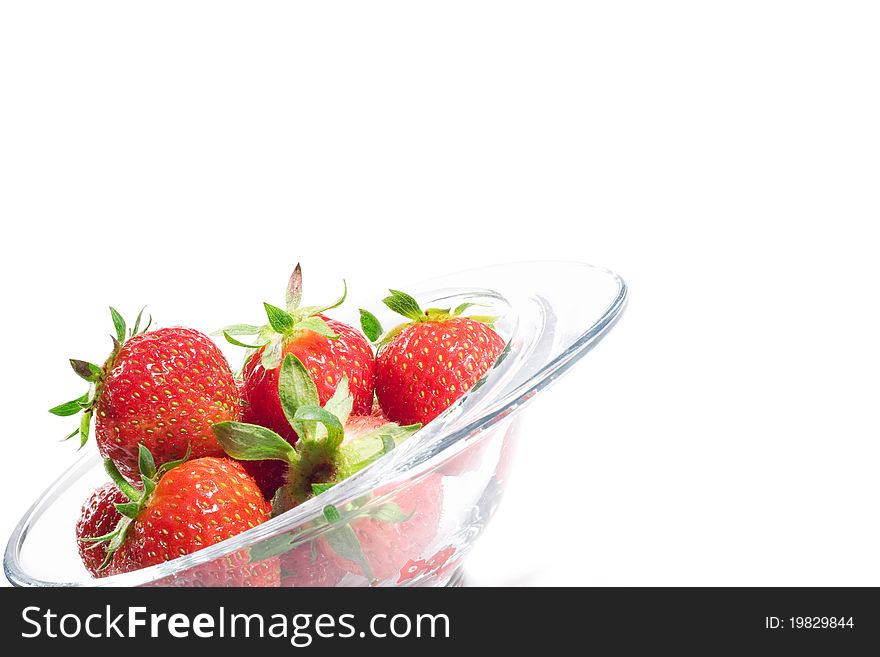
213;353;423;584
248;498;418;584
211;353;421;516
213;263;348;371
359;289;499;346
79;443;190;572
49;306;152;448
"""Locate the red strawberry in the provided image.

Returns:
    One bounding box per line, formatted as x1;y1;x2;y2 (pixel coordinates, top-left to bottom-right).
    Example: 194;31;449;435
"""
264;470;443;587
219;265;375;452
323;472;443;583
240;454;288;501
242;315;375;442
212;353;421;513
280;541;347;588
363;291;505;426
93;450;278;585
343;410;391;438
145;549;280;587
50;308;241;480
75;482;129;578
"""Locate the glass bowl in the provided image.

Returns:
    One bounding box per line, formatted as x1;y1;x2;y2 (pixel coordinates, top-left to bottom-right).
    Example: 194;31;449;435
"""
4;261;627;587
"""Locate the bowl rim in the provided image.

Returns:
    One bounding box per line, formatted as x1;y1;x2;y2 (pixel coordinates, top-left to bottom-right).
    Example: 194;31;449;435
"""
5;260;627;586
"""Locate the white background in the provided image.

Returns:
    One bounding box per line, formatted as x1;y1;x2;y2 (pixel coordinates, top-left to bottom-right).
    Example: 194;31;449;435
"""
1;2;878;586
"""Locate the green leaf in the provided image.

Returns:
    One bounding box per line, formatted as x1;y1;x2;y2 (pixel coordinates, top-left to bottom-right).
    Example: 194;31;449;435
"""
375;322;411;349
307;279;348;315
311;482;335;496
98;516;133;570
78;527;122;544
368;502;414;524
296;316;339;339
321;504;374;581
212;421;297;462
382;289;424;321
249;530;314;563
285;263;303;312
213;323;262;337
278;353;320;433
49;392;90;417
107;518;132;546
261;336;284;370
141;475;156;498
338;422;422;478
264;302;295;334
131;306;147;336
294;405;344;451
114;501;141;519
424;307;452;319
323;375;353;425
467;315;500;324
137;444;157;480
103;458;141;501
156;443;192;476
109;307;126;343
60;427;79;442
223;332;266;349
350;493;373;509
323;504;342;523
69;359;103;383
358;309;383;342
453;302;479;316
78;411;91;448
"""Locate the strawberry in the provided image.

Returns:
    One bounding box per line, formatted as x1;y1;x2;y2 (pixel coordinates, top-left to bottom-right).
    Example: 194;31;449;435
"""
219;264;375;448
145;548;280;588
362;290;506;426
247;470;444;587
212;353;421;514
280;541;347;588
49;308;241;480
75;482;129;578
263;471;443;586
346;402;393;430
87;448;278;585
212;353;439;584
241;315;374;440
239;453;288;502
322;472;443;583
